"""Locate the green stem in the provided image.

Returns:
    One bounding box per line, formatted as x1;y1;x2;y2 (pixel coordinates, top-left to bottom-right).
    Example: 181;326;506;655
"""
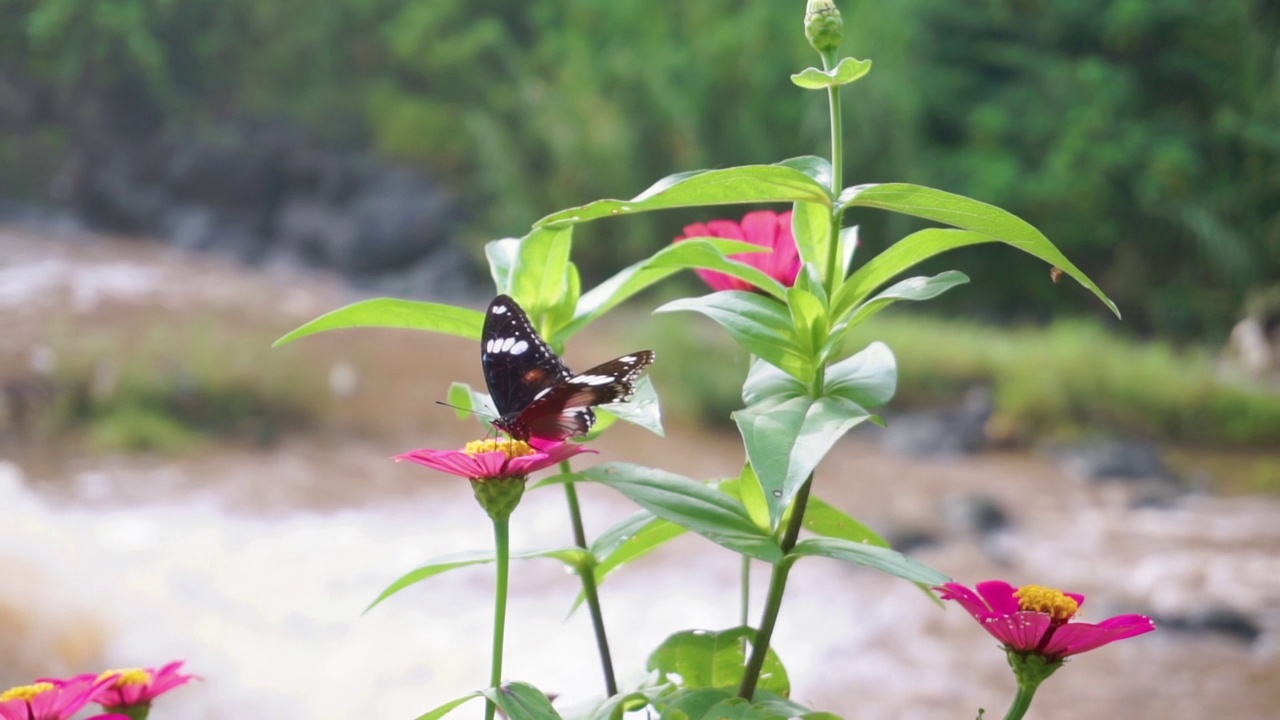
560;461;619;697
485;516;511;720
739;556;751;627
736;477;814;700
1003;682;1039;720
821;47;845;296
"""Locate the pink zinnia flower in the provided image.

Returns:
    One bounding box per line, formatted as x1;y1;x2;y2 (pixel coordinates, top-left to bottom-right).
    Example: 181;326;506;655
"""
395;438;594;519
91;661;196;713
0;675;122;720
938;580;1155;661
394;438;592;480
675;209;801;292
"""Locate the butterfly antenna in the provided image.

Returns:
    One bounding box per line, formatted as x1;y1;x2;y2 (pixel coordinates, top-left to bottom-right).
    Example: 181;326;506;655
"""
434;400;495;421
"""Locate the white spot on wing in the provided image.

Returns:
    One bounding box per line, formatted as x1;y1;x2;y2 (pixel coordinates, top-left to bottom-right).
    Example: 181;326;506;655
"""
510;340;529;355
570;374;616;386
492;305;508;314
500;337;516;352
618;355;636;363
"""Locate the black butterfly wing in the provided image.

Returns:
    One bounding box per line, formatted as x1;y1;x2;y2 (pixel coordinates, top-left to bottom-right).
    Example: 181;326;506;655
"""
513;351;656;441
481;295;571;419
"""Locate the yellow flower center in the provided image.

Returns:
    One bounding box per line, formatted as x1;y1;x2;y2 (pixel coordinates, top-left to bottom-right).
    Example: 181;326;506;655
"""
97;668;152;687
1015;584;1079;624
0;682;54;702
465;438;535;458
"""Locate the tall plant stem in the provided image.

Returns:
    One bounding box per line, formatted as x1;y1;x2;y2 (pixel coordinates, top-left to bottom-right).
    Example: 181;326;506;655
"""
821;47;845;296
1003;682;1039;720
736;477;814;700
561;461;619;696
485;516;511;720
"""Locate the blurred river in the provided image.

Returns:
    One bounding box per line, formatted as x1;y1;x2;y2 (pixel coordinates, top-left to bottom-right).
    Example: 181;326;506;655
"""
2;227;1278;719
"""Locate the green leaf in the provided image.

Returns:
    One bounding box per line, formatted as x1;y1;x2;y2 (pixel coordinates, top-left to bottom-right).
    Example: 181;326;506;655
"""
837;185;1119;317
601;375;663;436
790;57;873;89
776;156;833;190
741;358;805;405
510;225;574;322
791;201;833;280
486;238;521;295
748;693;844;720
831;271;969;347
647;628;789;696
804;496;891;548
735;394;873;528
788;537;950;586
648;237;788;300
535;163;833;228
590;511;687;579
557;238;765;341
546;262;582;336
482;682;562;720
823;342;896;409
786;286;828;361
656;292;812;384
735;464;772;533
793;262;828;308
414;693;483;720
839;225;859;277
660;689;736;720
698;698;788;720
571;464;783;562
273;299;484;346
447;382;497;426
367;547;590;613
832;229;990;318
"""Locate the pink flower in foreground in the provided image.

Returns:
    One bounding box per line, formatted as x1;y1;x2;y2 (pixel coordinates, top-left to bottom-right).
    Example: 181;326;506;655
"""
938;580;1155;662
675;209;801;292
0;676;119;720
91;661;197;712
395;438;595;519
395;438;592;480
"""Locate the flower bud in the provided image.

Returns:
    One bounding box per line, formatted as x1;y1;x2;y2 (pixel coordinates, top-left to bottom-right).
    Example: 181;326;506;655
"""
805;0;844;53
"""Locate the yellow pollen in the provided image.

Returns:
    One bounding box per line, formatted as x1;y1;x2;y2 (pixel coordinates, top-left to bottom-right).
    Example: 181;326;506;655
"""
465;438;535;458
1015;584;1079;623
97;668;152;687
0;682;54;702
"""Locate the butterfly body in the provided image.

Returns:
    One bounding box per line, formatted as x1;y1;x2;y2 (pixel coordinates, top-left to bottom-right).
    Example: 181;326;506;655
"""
482;295;654;443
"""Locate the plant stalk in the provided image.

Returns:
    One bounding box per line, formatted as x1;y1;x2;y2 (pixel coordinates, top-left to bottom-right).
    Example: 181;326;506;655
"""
561;461;619;696
485;516;511;720
1003;682;1039;720
739;556;751;627
736;477;814;700
822;48;845;297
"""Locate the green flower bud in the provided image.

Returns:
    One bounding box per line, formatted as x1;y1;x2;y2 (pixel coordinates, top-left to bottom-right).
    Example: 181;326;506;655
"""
470;476;527;521
805;0;844;53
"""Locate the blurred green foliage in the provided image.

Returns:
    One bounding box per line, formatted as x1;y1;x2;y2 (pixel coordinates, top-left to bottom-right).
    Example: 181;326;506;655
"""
841;314;1280;448
38;326;324;454
2;0;1277;337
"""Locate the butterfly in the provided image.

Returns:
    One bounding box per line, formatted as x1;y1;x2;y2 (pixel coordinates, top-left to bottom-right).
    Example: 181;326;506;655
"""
481;294;655;443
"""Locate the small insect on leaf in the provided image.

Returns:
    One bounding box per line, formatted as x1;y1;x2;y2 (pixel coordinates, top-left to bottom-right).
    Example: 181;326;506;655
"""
1049;267;1064;284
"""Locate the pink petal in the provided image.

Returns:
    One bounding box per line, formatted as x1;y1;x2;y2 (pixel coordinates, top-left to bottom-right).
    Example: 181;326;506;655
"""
937;582;998;622
506;442;594;476
1066;592;1086;610
739;210;781;247
704;219;746;241
394;448;491;478
1041;614;1156;658
982;611;1052;652
975;580;1023;616
0;701;25;720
